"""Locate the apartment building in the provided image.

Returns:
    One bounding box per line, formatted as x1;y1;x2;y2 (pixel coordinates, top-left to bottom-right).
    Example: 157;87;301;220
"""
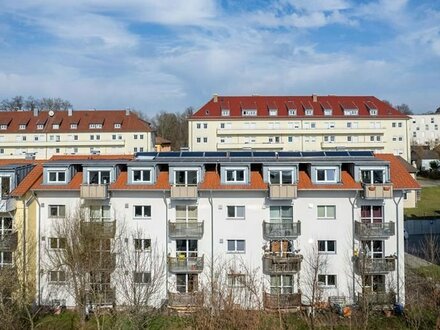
3;150;418;311
188;95;411;160
0;109;155;159
409;114;440;147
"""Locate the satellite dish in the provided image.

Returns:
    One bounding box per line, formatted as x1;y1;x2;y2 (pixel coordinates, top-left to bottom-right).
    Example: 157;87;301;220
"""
48;110;54;117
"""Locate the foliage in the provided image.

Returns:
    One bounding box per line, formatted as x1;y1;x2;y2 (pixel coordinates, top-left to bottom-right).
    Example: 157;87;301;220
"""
0;96;72;111
395;104;413;115
404;186;440;217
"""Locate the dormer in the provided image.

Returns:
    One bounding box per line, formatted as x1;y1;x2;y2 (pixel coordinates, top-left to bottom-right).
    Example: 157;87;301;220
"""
302;101;313;116
70;119;79;129
267;101;278;116
0;164;34;212
36;118;47;130
263;164;298;199
0;118;12;130
81;163;118;199
310;164;340;184
43;165;71;184
221;100;230;117
127;164;156;185
365;101;378;116
19;119;30;130
321;101;332;116
52;118;62;130
286;101;297;116
341;101;359;116
355;164;393;199
89;119;104;129
169;165;202;199
221;165;249;185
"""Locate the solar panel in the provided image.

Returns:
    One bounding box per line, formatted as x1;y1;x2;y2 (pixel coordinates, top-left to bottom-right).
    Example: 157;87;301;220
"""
253;151;276;157
156;152;181;157
278;152;302;157
348;151;374;157
204;152;227;157
135;152;157;157
181;152;204;157
229;151;252;157
301;151;325;157
324;151;349;157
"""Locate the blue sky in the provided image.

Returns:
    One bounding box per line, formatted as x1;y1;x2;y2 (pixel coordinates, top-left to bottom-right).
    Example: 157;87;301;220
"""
0;0;439;115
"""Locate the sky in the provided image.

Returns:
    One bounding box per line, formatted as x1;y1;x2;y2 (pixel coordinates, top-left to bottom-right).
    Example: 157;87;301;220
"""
0;0;439;116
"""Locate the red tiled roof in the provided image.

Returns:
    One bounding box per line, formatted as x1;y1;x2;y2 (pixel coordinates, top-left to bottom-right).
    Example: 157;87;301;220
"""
110;171;171;190
31;171;83;191
199;170;267;190
375;154;421;190
297;170;362;190
11;164;43;197
191;95;408;119
0;110;153;133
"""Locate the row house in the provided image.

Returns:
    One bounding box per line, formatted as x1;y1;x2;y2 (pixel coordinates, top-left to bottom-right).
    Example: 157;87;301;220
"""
0;109;155;159
3;151;419;311
188;95;411;161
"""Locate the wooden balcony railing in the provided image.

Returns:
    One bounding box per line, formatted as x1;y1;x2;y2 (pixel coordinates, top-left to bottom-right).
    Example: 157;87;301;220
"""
354;221;395;239
168;291;204;308
262;221;301;239
269;184;297;199
263;292;301;309
262;254;303;275
168;221;204;239
170;185;198;200
168;256;204;274
80;184;109;200
363;183;393;199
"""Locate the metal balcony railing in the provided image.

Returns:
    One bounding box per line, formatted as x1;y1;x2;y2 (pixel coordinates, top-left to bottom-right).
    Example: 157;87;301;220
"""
262;254;303;275
168;221;204;239
168;256;204;274
357;291;396;306
262;221;301;239
80;184;109;200
0;231;18;251
363;183;393;199
168;291;204;308
269;184;298;199
354;221;395;239
354;257;396;274
263;292;301;309
170;185;198;200
80;221;116;238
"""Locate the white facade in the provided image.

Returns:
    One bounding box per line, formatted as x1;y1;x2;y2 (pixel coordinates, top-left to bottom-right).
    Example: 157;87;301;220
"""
409;114;440;146
33;151;413;310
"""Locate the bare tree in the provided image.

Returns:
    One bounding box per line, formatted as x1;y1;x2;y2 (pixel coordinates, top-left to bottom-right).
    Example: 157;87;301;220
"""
396;103;413;115
0;96;72;111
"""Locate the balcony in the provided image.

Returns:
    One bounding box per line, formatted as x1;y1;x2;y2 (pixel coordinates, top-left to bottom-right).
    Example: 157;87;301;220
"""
168;256;204;274
363;184;393;199
357;291;396;306
170;185;198;200
0;198;16;212
0;231;18;251
80;184;109;200
263;292;301;310
269;184;297;199
87;284;115;305
80;221;116;238
85;252;117;272
354;221;395;239
354;257;396;274
262;254;303;275
262;221;301;240
168;291;204;308
168;221;204;240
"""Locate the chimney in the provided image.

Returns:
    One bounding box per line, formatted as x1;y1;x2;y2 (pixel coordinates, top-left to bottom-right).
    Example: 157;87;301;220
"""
312;94;318;102
68;108;72;116
126;108;130;116
213;94;218;103
33;107;39;117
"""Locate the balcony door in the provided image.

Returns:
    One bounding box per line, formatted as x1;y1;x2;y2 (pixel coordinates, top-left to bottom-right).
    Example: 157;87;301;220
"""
1;177;10;198
175;170;197;186
270;275;293;294
176;274;198;293
361;205;383;224
176;205;197;223
361;170;384;184
270;240;292;257
176;240;198;258
88;170;110;184
90;205;111;222
363;275;385;292
361;240;384;259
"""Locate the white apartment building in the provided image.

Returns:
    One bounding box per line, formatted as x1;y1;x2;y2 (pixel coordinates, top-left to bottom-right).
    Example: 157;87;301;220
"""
0;108;155;159
22;150;418;311
409;114;440;146
188;95;411;161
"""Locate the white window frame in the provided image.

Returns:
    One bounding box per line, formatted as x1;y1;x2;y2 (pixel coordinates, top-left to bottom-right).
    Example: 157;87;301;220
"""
227;274;246;288
242;109;257;116
114;123;121;129
317;205;336;220
305;109;313;116
19;124;26;130
227;239;246;253
226;206;245;219
316;167;337;183
134;272;151;284
48;205;66;218
318;240;336;254
324;109;332;116
369;109;378;116
268;169;295;184
49;270;66;284
344;109;358;116
221;109;230;116
134;238;151;252
133;205;151;219
225;168;246;183
288;109;297;116
49;237;66;250
269;109;278;116
86;168;112;184
70;123;77;129
47;170;67;183
131;168;152;183
173;169;199;186
318;274;337;287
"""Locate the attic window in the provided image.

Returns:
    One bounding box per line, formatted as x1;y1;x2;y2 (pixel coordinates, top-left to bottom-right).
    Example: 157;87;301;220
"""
205;110;210;115
288;109;297;116
344;109;358;116
70;123;77;129
19;124;26;130
114;123;121;129
369;109;378;116
52;124;60;129
324;109;332;116
221;109;230;117
37;124;44;130
0;125;7;130
305;109;313;116
242;109;257;116
89;123;103;129
269;109;278;116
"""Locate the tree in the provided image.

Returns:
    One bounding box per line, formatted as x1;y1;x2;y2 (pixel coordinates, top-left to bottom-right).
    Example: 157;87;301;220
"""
396;103;413;115
0;96;72;111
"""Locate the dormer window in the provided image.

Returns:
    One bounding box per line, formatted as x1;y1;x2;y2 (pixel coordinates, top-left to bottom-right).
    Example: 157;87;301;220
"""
222;167;247;184
89;123;103;129
70;123;77;129
221;109;230;117
174;170;198;186
47;170;67;183
114;123;121;129
131;168;152;183
268;169;295;184
361;169;385;184
324;109;332;116
344;109;358;116
305;109;313;116
315;167;338;183
242;109;257;116
269;109;278;116
369;109;378;116
288;109;297;116
87;170;111;184
52;124;60;129
19;124;26;130
37;124;44;130
0;125;7;130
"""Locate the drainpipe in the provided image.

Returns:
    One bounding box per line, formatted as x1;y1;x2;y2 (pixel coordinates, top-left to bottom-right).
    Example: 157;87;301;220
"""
22;199;27;300
31;191;41;306
208;190;214;298
349;190;359;303
162;191;168;296
393;192;403;303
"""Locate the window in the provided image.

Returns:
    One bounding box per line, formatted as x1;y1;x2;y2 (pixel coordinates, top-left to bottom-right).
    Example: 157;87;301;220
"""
88;170;110;184
134;147;138;153
269;109;278;116
268;136;280;143
114;123;121;129
361;205;383;223
305;109;313;116
270;206;293;223
132;169;152;183
19;124;26;130
221;109;230;116
49;237;67;249
227;274;246;287
227;239;245;253
324;135;335;143
318;274;337;287
134;205;151;218
90;205;111;221
52;124;59;129
48;171;66;183
324;109;332;116
70;123;77;129
398;122;402;128
203;137;208;143
361;169;385;184
49;205;66;218
49;271;66;283
140;134;144;139
317;205;336;219
288;136;294;143
269;170;294;184
270;275;293;294
227;206;245;219
347;122;358;129
37;124;44;130
225;169;245;183
203;123;208;129
318;240;336;254
242;109;257;116
134;272;151;284
196;137;201;143
196;123;201;129
0;125;7;130
174;170;198;185
344;109;358;116
369;109;378;116
89;123;102;129
316;168;337;183
288;109;297;116
134;239;151;251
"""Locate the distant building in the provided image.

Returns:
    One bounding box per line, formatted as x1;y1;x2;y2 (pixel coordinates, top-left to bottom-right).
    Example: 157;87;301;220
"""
411;146;440;170
189;95;411;160
0;109;155;159
155;136;172;152
409;114;440;147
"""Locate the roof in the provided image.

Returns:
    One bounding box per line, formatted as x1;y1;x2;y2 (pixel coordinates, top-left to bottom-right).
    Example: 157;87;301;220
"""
396;156;417;173
155;136;171;145
375;154;421;190
11;164;43;197
0;110;153;133
191;95;408;119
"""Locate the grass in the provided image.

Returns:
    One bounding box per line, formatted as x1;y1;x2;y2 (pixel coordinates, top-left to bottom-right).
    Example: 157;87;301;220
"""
414;264;440;281
404;186;440;218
